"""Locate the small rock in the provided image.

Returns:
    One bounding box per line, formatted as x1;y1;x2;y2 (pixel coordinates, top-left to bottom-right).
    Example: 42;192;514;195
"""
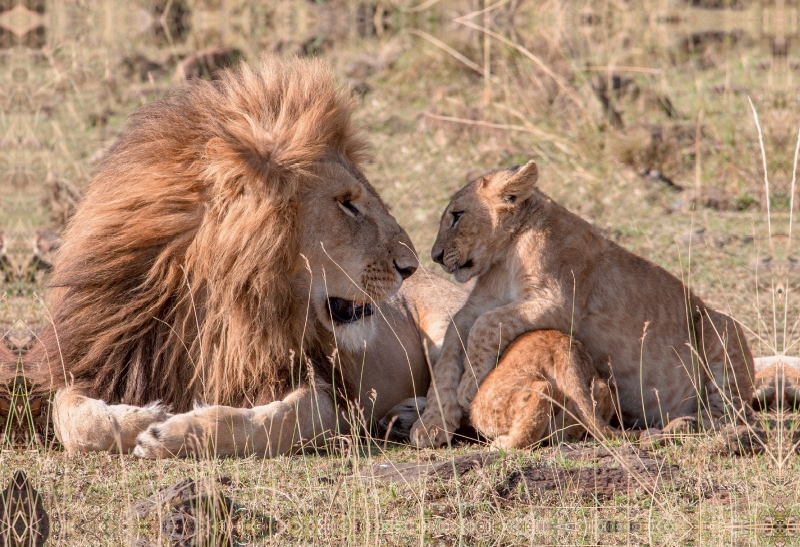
120;53;166;82
129;476;233;519
682;228;706;245
362;451;499;484
347;79;370;98
638;167;682;191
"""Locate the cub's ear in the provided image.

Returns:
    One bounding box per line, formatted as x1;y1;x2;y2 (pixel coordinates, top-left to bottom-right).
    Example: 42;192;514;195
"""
482;160;539;206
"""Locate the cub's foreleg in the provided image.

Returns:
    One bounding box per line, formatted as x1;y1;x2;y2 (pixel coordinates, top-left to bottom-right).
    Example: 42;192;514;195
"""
133;385;338;458
53;386;171;454
409;308;479;448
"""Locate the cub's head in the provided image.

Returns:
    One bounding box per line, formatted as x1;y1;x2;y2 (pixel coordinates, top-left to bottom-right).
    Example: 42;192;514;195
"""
300;155;418;335
431;161;539;282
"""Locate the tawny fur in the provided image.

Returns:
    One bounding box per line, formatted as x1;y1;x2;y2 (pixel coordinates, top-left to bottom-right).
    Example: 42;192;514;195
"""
411;161;755;448
32;55;371;409
753;356;800;411
0;342;14;402
470;330;616;450
27;56;468;456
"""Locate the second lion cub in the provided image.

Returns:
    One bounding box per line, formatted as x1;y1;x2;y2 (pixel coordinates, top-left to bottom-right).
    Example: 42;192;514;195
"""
471;329;616;450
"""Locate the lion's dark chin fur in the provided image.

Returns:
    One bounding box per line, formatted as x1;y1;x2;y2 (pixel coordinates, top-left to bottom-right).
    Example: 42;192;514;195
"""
327;297;374;324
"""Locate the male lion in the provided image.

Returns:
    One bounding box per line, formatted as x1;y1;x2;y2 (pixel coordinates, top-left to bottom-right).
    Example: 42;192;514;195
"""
410;161;755;448
29;56;466;458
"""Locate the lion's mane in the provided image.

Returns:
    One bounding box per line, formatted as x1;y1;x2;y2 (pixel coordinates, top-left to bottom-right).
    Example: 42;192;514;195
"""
34;56;368;410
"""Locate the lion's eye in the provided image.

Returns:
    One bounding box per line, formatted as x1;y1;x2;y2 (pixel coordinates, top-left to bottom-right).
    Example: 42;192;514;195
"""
450;211;463;228
339;199;360;217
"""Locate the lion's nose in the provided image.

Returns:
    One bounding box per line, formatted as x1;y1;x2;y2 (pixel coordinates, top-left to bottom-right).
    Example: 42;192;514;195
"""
432;249;444;265
394;261;417;280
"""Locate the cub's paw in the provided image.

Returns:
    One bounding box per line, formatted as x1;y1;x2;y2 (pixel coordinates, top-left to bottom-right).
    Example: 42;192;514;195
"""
456;378;479;414
660;416;699;435
409;418;451;449
489;435;519;452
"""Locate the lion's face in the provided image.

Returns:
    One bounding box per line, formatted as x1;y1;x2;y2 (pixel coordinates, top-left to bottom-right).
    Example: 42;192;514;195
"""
299;156;418;334
431;162;539;283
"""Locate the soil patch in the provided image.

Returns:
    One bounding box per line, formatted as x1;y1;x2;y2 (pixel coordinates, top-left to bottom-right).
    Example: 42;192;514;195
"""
130;476;279;547
363;451;499;485
497;446;679;499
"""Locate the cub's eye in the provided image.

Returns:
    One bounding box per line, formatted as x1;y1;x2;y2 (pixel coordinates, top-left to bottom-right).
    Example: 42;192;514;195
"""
450;211;463;228
504;195;517;204
339;199;360;217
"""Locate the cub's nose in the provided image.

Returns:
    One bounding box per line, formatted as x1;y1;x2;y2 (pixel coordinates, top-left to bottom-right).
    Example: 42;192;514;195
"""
432;249;445;265
394;261;417;280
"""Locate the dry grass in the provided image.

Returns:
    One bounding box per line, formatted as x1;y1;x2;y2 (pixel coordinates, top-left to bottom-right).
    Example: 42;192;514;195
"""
1;0;798;544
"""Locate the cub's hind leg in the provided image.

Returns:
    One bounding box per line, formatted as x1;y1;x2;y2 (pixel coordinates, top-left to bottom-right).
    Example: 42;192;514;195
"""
471;330;620;450
550;336;622;441
551;377;616;442
53;386;171;454
471;331;564;450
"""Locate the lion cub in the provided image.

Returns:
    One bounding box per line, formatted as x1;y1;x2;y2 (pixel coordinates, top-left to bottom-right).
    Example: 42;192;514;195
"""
410;161;753;449
471;330;616;450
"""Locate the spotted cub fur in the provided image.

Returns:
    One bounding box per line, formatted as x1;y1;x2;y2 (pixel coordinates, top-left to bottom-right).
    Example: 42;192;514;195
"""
471;330;616;450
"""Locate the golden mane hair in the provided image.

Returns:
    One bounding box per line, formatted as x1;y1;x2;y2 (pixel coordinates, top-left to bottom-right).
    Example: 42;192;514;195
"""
33;56;368;410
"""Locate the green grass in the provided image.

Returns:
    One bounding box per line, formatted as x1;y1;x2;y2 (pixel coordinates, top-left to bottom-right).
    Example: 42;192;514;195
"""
1;0;798;545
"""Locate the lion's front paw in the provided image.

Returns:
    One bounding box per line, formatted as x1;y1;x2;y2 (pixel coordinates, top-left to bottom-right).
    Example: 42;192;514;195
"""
133;424;177;459
409;418;451;448
456;378;479;414
133;415;205;459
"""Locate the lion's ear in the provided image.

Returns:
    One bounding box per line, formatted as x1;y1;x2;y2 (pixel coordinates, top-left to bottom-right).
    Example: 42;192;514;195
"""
483;160;538;206
203;132;293;199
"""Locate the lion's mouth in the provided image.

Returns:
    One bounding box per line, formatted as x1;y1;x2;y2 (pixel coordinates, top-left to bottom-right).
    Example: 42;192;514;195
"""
327;297;374;324
447;259;473;274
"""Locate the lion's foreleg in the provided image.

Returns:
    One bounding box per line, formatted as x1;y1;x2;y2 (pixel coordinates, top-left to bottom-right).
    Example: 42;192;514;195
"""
53;387;171;454
133;385;338;458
